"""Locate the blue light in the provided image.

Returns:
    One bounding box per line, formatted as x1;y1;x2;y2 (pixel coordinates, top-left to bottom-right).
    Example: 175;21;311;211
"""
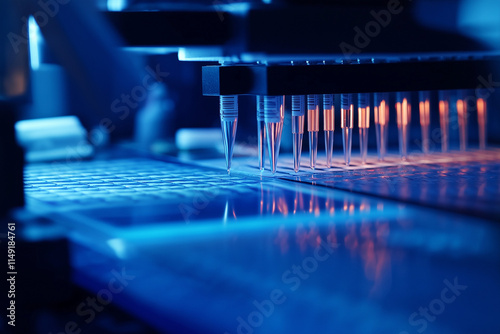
28;16;40;70
107;0;127;12
458;0;500;47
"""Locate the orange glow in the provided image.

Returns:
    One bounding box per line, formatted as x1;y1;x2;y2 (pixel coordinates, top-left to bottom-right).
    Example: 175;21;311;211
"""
308;194;320;216
402;98;408;121
477;98;486;123
456;99;465;118
396;98;410;126
293;188;304;215
325;198;334;216
4;70;27;96
439;99;450;151
308;105;319;132
361;239;376;280
277;197;289;216
369;246;392;297
419;99;430;127
456;99;468;150
374;100;388;126
358;107;370;128
324;105;335;131
439;100;446;114
316;235;322;247
477;98;487;149
439;100;449;120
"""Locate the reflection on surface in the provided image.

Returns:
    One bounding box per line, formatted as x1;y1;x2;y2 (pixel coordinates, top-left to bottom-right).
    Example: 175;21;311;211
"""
284;157;500;220
255;184;395;297
71;176;500;334
257;183;378;221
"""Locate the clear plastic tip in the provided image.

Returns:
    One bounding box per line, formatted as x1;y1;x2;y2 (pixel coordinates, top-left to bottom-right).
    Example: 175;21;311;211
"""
324;131;334;168
374;93;389;161
264;96;284;174
358;93;370;164
323;94;334;168
419;91;430;154
309;131;318;169
456;90;468;151
359;128;368;164
220;95;238;174
396;92;411;161
341;94;353;166
477;94;487;150
307;95;320;170
293;132;303;172
266;121;283;174
342;127;352;166
256;96;266;171
292;95;305;172
438;91;449;152
257;120;266;171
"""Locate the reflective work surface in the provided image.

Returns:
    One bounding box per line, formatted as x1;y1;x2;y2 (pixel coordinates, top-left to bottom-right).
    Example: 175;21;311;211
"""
24;155;500;334
199;150;500;220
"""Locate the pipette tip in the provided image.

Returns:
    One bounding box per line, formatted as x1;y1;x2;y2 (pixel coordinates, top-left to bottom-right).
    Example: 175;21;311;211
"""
257;120;266;171
293;132;303;173
309;131;318;170
398;123;408;161
266;121;283;174
221;119;237;174
342;127;352;166
324;131;334;168
359;128;368;164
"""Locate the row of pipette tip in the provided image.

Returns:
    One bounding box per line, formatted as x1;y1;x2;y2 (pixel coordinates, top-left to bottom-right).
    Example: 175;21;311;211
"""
220;90;488;174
